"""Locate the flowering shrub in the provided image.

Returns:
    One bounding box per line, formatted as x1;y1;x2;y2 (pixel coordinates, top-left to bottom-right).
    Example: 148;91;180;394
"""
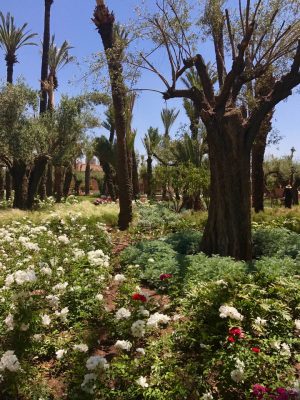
0;213;112;398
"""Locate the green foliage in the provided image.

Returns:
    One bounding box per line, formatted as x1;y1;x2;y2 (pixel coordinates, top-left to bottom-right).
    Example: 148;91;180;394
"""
252;227;300;259
165;230;202;254
120;240;180;287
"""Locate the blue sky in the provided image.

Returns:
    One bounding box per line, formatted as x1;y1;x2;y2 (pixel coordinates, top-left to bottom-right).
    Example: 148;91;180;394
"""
0;0;299;158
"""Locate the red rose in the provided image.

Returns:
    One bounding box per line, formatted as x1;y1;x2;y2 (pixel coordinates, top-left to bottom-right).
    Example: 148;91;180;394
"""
160;274;173;281
132;293;147;302
228;327;244;339
251;347;260;353
227;336;235;343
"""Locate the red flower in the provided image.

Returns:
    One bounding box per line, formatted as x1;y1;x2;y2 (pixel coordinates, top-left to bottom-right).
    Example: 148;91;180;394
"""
251;347;261;353
160;273;173;281
228;327;244;341
227;336;235;343
132;293;147;302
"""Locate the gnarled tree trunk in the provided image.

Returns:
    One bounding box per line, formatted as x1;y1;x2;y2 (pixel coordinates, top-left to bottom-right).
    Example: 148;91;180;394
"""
11;160;28;210
0;168;4;200
202;119;252;261
63;164;73;197
46;163;53;196
54;165;64;202
27;156;49;209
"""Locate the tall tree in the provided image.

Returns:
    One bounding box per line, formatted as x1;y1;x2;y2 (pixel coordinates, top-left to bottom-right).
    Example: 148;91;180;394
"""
144;0;300;260
93;0;133;230
142;127;161;198
0;12;37;84
160;108;179;138
40;0;54;114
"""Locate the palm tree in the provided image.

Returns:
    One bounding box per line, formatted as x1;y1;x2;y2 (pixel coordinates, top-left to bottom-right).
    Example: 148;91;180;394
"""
160;108;179;138
0;12;37;84
142;127;161;198
40;0;54;114
94;136;117;200
46;35;75;110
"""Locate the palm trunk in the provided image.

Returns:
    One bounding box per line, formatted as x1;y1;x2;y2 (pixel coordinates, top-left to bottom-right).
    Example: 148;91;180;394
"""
0;168;5;200
85;159;91;195
202;124;252;261
146;156;153;198
11;160;28;210
132;149;139;199
40;0;53;114
93;2;133;230
6;62;13;84
63;164;73;197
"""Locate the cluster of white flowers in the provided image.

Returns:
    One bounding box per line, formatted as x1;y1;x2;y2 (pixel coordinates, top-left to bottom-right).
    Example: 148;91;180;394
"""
73;343;89;353
230;358;245;383
131;320;146;338
5;269;37;286
295;319;300;331
136;376;149;388
81;373;97;394
55;307;69;321
41;314;51;326
0;351;21;372
138;307;150;318
201;393;214;400
4;314;15;331
254;317;267;326
219;305;244;321
57;234;70;245
114;274;126;283
115;340;132;351
86;355;109;371
56;349;67;360
115;307;131;320
146;312;170;328
87;250;109;268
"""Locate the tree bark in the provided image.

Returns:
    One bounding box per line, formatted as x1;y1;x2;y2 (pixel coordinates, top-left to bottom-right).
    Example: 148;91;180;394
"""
93;2;133;230
202;121;252;261
63;164;73;197
54;165;64;202
132;149;139;199
146;156;153;198
5;170;12;200
46;163;53;196
40;0;53;114
38;171;47;200
0;168;4;200
27;156;49;209
6;62;13;84
251;124;269;213
85;159;91;195
11;161;28;210
292;177;300;205
102;162;116;200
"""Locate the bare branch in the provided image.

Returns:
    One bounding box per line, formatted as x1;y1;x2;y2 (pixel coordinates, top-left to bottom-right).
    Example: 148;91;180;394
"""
140;53;170;89
225;9;236;60
194;54;215;105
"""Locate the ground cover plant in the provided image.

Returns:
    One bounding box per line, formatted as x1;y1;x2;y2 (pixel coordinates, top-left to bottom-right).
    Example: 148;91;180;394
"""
0;203;299;399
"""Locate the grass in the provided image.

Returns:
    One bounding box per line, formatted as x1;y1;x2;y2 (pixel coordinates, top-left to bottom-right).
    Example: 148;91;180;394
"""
0;201;119;226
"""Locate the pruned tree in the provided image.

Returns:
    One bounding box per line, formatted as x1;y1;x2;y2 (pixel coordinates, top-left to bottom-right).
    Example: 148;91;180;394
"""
142;0;300;260
93;0;133;230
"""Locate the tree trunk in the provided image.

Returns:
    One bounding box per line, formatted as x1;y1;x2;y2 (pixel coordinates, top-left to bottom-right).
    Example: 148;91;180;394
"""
54;165;64;202
102;162;116;200
251;127;269;213
38;171;47;200
132;149;139;199
11;161;28;210
85;159;91;195
0;168;5;200
6;62;13;84
202;124;252;261
27;156;49;209
46;163;53;196
63;164;73;197
292;178;300;205
146;156;153;198
40;0;53;114
93;2;133;230
5;170;12;200
74;178;81;196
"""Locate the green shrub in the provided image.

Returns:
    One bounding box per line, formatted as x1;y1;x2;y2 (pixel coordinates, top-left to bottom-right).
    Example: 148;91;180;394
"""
165;230;202;255
254;256;299;282
183;253;247;289
120;240;181;286
252;227;300;259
